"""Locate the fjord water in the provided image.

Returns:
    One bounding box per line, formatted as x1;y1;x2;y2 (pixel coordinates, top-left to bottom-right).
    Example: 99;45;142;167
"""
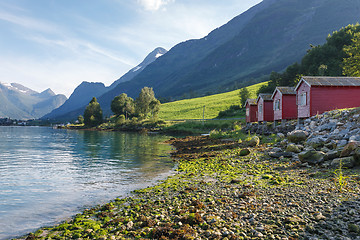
0;127;174;239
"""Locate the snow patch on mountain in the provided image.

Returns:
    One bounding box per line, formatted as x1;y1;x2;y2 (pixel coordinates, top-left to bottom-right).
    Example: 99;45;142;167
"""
132;66;142;72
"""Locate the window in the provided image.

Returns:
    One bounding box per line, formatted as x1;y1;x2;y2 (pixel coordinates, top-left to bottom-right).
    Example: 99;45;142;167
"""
300;92;307;106
259;104;263;114
246;108;249;116
274;100;280;110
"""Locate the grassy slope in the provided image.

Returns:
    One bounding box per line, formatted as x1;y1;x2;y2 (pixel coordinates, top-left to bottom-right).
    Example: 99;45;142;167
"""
159;82;267;120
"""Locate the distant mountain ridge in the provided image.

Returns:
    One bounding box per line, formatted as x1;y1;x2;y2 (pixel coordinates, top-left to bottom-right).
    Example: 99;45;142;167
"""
43;47;167;120
0;82;66;119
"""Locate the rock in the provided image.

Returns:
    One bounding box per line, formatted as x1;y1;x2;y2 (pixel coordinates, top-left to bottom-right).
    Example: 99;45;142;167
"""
324;141;337;150
314;212;326;221
298;150;325;164
310;121;317;129
287;130;308;143
239;148;251;156
340;141;360;157
126;221;134;230
331;156;356;168
354;147;360;163
317;122;337;132
269;151;293;158
277;133;285;139
324;150;341;161
348;223;360;234
247;136;260;147
271;147;282;152
337;140;348;147
306;137;326;149
286;144;301;153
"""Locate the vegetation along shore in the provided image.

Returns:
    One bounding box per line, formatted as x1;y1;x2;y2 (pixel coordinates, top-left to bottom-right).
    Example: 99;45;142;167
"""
16;108;360;239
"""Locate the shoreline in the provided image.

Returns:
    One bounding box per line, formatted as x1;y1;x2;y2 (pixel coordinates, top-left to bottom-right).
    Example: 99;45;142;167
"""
15;135;360;239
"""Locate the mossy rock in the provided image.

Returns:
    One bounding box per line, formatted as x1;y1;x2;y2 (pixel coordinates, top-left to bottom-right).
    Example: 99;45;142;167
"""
247;136;260;147
239;148;251;156
286;144;301;153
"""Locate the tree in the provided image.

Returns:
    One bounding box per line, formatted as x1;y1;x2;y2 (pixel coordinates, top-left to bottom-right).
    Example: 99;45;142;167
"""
111;93;134;119
239;87;250;107
149;99;161;121
84;97;103;127
135;87;156;119
343;32;360;76
77;115;84;124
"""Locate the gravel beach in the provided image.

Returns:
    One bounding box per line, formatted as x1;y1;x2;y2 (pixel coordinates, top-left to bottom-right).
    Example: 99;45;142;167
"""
18;135;360;240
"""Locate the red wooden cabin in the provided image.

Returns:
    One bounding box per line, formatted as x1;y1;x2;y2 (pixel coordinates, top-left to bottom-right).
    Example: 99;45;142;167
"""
244;99;257;123
271;87;297;121
295;76;360;118
257;93;274;122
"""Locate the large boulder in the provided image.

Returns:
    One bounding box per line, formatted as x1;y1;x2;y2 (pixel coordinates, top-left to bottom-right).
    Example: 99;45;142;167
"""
286;144;301;153
298;150;325;164
287;130;308;143
331;156;356;168
324;150;341;161
340;141;360;157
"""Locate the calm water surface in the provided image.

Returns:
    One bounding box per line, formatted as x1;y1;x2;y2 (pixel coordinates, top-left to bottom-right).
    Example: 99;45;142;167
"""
0;126;174;239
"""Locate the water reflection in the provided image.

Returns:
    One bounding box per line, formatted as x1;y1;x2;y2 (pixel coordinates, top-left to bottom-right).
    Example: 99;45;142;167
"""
0;127;174;240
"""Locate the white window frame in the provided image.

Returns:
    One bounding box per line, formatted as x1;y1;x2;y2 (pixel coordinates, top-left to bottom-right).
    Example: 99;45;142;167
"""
274;99;280;110
300;92;307;106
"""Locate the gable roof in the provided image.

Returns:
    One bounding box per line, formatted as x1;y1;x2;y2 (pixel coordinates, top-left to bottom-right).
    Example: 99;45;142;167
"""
271;87;296;99
244;98;257;107
257;93;273;103
295;76;360;91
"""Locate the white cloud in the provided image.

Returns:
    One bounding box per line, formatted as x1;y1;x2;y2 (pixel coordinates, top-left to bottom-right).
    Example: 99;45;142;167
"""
0;11;55;33
137;0;174;11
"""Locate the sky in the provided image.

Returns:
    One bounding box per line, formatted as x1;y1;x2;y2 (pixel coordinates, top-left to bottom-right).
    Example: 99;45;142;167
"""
0;0;262;97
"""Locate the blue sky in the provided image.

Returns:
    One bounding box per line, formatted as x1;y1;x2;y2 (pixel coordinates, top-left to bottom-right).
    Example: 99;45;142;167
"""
0;0;262;97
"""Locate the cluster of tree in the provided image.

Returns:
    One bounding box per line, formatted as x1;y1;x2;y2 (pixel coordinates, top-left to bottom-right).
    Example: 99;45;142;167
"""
257;24;360;94
79;87;161;127
111;87;160;122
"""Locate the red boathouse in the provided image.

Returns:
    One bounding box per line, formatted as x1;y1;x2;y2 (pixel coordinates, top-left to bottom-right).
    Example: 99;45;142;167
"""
244;99;258;123
257;93;274;122
272;87;297;121
295;76;360;118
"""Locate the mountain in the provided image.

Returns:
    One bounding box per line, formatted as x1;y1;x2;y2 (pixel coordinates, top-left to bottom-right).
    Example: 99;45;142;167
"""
47;0;360;121
108;47;167;89
43;47;167;120
0;82;67;120
97;0;360;104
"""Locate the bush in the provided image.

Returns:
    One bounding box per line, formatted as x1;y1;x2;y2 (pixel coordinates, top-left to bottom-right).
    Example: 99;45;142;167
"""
115;115;126;127
216;105;244;119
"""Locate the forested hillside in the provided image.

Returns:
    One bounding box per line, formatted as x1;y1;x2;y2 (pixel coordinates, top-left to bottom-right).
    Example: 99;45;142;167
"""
258;24;360;94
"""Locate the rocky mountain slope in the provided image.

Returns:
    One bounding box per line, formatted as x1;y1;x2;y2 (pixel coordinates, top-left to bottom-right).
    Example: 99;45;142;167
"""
0;82;66;119
42;47;167;121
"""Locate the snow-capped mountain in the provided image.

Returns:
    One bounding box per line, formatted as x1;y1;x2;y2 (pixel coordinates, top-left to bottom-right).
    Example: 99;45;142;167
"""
0;82;67;119
108;47;167;89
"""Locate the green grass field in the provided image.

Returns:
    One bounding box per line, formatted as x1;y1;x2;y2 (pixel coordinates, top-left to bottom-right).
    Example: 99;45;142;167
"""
159;82;267;120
